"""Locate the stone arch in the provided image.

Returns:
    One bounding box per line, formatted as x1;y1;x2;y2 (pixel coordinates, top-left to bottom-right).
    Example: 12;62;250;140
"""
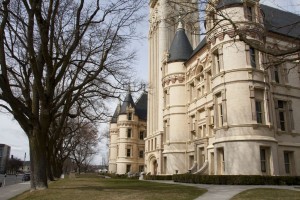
148;154;158;175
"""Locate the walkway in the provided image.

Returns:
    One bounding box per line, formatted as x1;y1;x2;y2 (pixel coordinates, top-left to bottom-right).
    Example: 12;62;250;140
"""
146;180;300;200
0;182;30;200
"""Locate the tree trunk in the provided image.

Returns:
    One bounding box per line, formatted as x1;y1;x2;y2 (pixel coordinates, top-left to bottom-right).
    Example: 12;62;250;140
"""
29;127;48;190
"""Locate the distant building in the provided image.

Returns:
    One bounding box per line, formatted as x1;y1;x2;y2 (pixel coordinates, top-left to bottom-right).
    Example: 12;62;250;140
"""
109;91;147;174
0;144;11;173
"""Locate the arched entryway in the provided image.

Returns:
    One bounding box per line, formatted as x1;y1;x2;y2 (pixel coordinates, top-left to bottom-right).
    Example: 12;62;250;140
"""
149;155;158;175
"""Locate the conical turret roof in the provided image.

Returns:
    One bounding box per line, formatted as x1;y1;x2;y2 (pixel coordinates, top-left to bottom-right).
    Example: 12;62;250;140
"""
167;20;193;63
110;102;121;123
119;91;135;114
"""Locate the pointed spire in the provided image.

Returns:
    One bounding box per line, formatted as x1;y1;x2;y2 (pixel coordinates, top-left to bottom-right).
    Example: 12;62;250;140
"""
119;90;135;114
167;16;193;63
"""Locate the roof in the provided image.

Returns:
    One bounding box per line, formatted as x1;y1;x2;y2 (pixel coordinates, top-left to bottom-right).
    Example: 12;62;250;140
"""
189;4;300;58
216;0;242;9
119;91;136;114
167;22;193;63
135;92;148;121
261;5;300;39
190;37;207;59
110;103;120;123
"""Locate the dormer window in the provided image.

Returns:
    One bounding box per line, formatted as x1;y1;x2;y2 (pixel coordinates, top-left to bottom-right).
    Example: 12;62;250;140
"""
127;112;132;120
245;3;256;22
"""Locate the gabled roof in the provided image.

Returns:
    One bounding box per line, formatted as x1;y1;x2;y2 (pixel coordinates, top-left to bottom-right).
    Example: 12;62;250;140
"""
261;5;300;39
190;37;207;59
167;21;193;63
135;92;148;121
119;91;135;114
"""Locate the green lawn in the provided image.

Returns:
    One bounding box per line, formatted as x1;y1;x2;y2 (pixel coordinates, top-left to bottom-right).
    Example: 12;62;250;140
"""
11;174;206;200
231;188;300;200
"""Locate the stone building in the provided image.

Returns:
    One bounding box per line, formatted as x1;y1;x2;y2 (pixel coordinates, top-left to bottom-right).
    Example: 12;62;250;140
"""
0;144;11;173
108;91;147;174
144;0;300;176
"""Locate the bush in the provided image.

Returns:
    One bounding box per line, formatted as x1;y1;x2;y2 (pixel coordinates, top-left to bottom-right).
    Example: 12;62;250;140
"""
172;174;300;185
107;173;139;179
144;175;173;181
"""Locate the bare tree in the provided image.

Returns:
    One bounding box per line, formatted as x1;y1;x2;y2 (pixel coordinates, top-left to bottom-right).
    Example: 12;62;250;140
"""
0;0;145;190
69;122;99;174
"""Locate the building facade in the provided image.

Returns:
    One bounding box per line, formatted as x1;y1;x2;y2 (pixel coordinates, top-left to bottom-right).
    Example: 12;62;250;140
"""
144;0;300;176
0;144;11;173
108;92;147;174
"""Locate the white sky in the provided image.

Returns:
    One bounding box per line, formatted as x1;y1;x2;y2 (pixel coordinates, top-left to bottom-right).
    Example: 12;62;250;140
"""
0;0;298;164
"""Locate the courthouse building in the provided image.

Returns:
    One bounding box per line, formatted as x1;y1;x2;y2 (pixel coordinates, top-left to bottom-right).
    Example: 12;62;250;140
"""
109;0;300;176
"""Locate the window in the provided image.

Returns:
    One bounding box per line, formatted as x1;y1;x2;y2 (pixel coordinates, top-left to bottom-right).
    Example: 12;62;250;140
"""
217;148;225;175
139;150;144;158
260;147;270;174
126;164;131;173
126;146;131;157
260;148;267;172
127;128;132;138
218;104;223;127
278;100;286;131
246;6;254;21
249;47;256;68
255;101;263;124
190;82;195;101
284;151;291;174
213;50;221;74
139;131;144;140
139;165;144;172
127;112;132;120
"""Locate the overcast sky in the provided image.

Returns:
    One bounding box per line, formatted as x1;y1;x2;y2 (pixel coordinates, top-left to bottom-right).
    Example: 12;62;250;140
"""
0;0;298;163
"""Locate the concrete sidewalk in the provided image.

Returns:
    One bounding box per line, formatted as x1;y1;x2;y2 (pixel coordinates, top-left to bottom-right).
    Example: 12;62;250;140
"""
146;180;300;200
0;182;30;200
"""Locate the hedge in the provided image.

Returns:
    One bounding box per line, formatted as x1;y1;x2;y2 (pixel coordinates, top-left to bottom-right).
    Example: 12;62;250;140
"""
144;175;173;180
172;174;300;185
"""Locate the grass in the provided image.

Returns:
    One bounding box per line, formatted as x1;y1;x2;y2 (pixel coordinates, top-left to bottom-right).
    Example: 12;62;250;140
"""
11;174;206;200
231;188;300;200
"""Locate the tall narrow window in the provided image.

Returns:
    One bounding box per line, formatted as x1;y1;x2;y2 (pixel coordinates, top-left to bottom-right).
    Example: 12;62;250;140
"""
255;101;263;124
126;146;131;157
284;151;291;174
127;112;132;120
139;150;144;158
214;50;220;74
190;82;195;101
127;128;132;138
218;104;223;127
278;100;286;131
139;131;144;140
260;148;266;172
250;47;256;68
260;147;270;174
246;6;254;21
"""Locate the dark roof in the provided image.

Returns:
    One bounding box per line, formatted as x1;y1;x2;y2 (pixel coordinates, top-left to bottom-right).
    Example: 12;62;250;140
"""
216;0;242;9
261;5;300;39
190;37;207;59
110;103;120;123
135;92;148;120
167;24;193;63
119;91;135;114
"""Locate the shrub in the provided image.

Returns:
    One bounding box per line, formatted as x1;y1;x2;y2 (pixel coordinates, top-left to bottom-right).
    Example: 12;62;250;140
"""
144;175;173;180
172;174;300;185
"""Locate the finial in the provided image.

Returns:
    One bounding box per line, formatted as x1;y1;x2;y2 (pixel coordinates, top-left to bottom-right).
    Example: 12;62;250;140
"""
177;16;184;30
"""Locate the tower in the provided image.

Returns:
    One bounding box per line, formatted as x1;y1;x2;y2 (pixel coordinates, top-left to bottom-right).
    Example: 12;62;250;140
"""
146;0;200;175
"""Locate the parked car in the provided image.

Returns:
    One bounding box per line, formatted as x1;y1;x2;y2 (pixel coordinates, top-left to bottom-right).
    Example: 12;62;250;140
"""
22;173;30;181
